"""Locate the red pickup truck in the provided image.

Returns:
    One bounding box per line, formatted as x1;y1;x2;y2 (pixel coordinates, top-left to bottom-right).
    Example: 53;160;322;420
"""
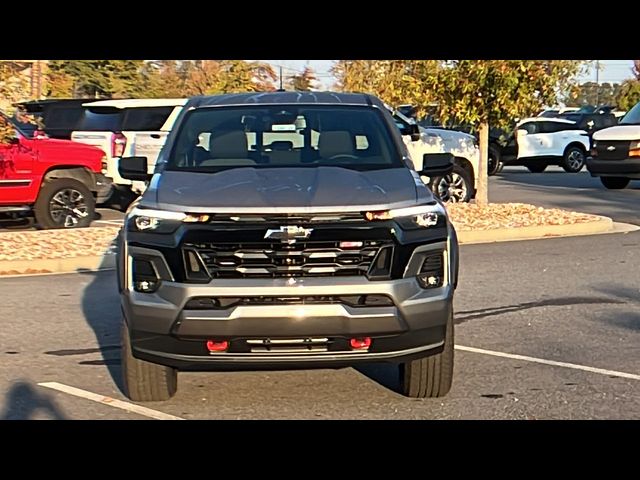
0;113;112;229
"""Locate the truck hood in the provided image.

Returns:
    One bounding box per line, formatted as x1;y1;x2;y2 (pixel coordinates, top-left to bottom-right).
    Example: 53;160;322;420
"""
593;125;640;141
37;137;105;157
148;166;429;213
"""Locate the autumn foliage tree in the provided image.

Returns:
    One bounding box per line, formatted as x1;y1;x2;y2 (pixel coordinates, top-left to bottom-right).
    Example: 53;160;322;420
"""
289;66;317;91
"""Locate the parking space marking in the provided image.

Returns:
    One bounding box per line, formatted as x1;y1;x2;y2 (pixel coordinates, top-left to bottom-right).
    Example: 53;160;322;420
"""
455;345;640;381
38;382;184;420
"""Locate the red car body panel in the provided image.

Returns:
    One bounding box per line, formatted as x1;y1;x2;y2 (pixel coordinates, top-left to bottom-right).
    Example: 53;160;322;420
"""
0;134;105;205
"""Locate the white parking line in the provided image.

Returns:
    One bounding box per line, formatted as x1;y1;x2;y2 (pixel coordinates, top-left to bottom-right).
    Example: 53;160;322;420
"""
38;382;184;420
455;345;640;381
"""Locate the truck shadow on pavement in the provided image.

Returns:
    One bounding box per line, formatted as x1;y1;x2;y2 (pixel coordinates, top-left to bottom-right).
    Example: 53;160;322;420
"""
1;380;67;420
80;264;124;393
590;284;640;332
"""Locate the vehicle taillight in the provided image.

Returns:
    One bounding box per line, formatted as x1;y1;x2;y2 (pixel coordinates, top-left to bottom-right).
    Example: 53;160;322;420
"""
111;132;127;157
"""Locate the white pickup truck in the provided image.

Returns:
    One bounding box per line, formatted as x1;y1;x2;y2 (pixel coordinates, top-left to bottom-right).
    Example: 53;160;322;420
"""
71;99;187;200
392;110;480;203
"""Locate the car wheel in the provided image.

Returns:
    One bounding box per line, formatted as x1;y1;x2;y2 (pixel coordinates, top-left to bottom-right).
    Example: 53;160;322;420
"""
488;145;501;176
431;164;472;203
34;178;95;229
561;145;586;173
526;164;547;173
121;320;178;402
399;310;454;398
600;177;630;190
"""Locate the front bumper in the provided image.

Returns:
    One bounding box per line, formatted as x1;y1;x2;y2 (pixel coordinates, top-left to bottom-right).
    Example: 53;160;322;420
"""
587;157;640;178
124;276;453;370
94;173;114;204
121;236;455;370
586;157;640;178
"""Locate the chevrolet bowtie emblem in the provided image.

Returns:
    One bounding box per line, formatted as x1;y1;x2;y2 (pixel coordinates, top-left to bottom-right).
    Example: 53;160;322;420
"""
264;225;313;243
607;146;616;151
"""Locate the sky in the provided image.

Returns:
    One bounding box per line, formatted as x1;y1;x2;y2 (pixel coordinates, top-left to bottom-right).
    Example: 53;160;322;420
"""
262;60;637;90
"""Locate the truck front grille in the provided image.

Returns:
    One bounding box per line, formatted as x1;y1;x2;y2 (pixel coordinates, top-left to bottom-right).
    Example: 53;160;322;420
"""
595;141;630;161
183;240;393;279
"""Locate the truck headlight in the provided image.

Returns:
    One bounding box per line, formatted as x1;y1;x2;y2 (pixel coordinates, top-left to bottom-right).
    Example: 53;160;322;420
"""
364;203;446;229
127;207;209;233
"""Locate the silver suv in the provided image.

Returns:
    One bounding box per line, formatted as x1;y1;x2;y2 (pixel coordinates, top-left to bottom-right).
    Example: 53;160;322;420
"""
116;92;459;401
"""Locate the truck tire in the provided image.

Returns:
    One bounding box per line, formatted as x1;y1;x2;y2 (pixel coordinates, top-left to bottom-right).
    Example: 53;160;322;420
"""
34;178;95;229
121;321;178;402
561;145;586;173
488;144;501;176
400;310;454;398
600;177;630;190
431;164;472;203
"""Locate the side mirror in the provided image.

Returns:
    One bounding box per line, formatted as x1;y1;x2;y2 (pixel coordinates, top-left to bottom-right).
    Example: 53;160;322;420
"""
420;153;454;177
401;123;421;142
119;156;151;181
516;128;528;138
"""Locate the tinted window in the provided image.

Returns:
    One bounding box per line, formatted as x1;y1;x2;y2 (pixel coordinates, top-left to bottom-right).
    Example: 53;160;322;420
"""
77;107;123;131
45;107;85;130
620;103;640;124
539;122;571;133
520;122;540;134
167;105;401;172
562;113;582;123
121;107;175;131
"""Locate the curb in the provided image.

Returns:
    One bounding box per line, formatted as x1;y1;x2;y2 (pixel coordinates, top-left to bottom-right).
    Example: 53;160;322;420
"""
0;254;116;277
456;216;616;244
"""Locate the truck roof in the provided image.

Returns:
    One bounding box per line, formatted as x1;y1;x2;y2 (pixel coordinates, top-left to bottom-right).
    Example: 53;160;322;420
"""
188;91;383;108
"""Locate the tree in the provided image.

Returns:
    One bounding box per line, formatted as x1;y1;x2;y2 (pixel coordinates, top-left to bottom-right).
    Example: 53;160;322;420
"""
184;60;276;96
567;82;621;107
289;66;317;91
139;60;192;98
633;60;640;80
0;61;31;107
616;80;640;111
332;60;440;117
46;60;145;98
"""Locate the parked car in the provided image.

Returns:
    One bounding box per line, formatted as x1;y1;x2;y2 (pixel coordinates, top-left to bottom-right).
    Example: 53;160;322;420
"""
392;109;479;202
501;117;591;173
586;100;640;189
116;91;460;401
71;99;187;200
14;98;97;140
556;112;618;134
0;112;111;228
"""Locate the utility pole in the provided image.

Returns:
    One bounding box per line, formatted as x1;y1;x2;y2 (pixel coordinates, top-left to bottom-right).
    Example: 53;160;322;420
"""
279;66;283;90
595;60;600;106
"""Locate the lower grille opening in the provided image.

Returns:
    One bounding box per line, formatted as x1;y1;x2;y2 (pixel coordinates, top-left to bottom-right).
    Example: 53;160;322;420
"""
417;252;444;289
184;295;395;310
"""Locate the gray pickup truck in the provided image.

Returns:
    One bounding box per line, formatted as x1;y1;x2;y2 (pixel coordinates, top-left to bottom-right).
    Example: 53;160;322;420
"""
116;91;460;401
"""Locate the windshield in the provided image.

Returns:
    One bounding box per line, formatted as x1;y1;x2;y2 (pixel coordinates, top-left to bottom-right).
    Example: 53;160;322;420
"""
620;102;640;125
166;105;402;172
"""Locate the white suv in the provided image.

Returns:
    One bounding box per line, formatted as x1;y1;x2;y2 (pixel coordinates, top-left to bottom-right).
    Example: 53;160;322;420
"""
71;99;187;196
505;117;591;173
392;110;479;203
